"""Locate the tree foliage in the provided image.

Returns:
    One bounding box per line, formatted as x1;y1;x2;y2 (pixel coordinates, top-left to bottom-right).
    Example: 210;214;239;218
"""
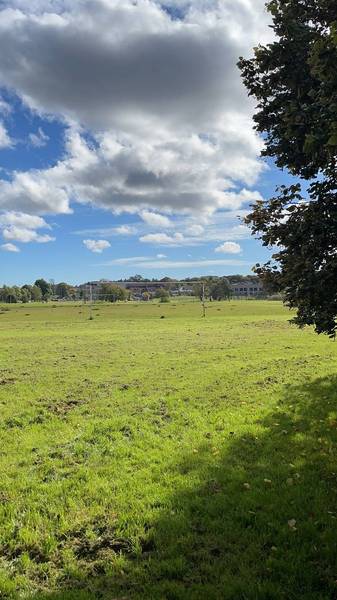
239;0;337;336
210;278;232;301
100;283;127;302
56;282;72;299
155;287;170;302
34;278;52;300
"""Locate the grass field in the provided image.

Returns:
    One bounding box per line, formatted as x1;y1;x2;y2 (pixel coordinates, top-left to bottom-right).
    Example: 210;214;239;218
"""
1;299;337;599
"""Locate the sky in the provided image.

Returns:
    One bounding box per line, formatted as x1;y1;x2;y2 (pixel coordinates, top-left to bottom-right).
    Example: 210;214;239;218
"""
0;0;290;285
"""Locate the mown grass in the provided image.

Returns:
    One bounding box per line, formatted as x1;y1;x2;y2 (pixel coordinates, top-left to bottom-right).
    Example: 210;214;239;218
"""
1;300;337;599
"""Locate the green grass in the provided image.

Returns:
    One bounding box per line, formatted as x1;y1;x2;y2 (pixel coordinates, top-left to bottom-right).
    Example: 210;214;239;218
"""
1;299;337;599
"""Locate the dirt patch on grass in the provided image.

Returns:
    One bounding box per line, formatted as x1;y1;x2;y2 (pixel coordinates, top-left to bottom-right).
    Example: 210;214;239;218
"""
48;397;87;415
66;524;133;561
0;377;16;385
37;394;88;417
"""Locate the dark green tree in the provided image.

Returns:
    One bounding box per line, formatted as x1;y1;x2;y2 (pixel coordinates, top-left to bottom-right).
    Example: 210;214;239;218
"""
210;278;232;301
239;0;337;336
34;279;52;300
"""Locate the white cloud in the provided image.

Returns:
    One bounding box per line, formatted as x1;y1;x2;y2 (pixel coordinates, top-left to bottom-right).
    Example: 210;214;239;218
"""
0;211;50;229
0;128;264;216
0;121;12;148
140;232;186;245
1;242;20;252
0;0;270;220
83;238;111;253
3;226;55;243
0;211;54;245
106;255;151;264
157;253;166;258
140;211;172;228
0;169;71;214
74;224;137;236
215;241;241;254
114;225;135;235
28;127;49;147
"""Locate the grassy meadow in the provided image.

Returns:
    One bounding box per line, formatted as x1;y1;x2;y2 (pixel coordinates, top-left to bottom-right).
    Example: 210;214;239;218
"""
1;299;337;599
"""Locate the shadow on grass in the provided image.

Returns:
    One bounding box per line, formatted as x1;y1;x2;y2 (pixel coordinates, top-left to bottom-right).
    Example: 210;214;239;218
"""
26;376;337;599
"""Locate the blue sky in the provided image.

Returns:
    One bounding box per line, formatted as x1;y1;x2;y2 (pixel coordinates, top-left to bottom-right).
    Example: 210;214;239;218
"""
0;0;289;285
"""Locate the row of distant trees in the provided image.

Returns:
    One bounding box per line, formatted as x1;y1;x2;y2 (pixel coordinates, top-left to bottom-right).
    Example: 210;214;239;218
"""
99;283;170;302
98;277;233;303
116;274;258;285
0;279;77;303
0;275;259;304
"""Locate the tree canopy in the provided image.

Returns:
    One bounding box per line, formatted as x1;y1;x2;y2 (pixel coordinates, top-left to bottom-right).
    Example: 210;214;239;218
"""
210;278;232;301
239;0;337;336
34;278;52;300
100;283;127;302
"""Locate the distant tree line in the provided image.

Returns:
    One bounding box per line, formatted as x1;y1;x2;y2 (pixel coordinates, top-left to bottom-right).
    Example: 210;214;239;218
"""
0;279;77;303
116;274;259;284
0;275;264;303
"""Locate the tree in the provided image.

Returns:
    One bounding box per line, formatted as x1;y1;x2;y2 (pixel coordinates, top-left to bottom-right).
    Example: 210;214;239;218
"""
0;286;19;303
210;278;232;301
20;287;31;303
30;285;43;302
155;287;170;303
239;0;337;336
100;283;127;302
34;279;52;300
129;274;149;282
21;284;33;302
56;282;71;299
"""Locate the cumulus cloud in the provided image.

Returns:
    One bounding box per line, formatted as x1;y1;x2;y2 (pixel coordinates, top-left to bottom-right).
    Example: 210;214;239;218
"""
215;241;241;254
0;211;54;245
83;239;111;253
0;169;71;214
28;127;49;147
140;210;172;228
0;1;271;130
1;242;20;252
0;211;50;229
140;232;186;246
3;226;55;243
0;0;270;219
0;128;263;216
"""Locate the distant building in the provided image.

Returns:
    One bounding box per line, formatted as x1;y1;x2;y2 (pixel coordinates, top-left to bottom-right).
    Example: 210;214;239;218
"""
230;280;265;298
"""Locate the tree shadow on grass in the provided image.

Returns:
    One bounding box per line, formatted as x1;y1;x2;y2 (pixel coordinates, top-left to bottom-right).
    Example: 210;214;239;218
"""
25;376;337;599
